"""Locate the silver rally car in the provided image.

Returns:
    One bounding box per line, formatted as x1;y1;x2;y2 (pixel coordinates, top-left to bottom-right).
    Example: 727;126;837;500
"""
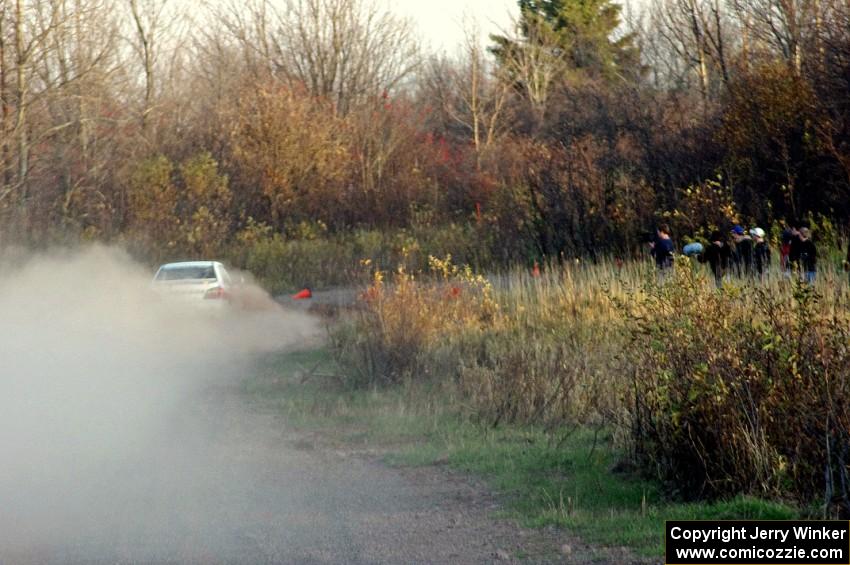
151;261;237;310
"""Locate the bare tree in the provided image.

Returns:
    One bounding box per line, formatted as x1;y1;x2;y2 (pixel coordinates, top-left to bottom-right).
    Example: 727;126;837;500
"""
493;13;569;132
126;0;175;133
732;0;820;72
34;0;122;224
423;20;508;166
210;0;275;80
212;0;420;115
7;0;70;207
650;0;737;102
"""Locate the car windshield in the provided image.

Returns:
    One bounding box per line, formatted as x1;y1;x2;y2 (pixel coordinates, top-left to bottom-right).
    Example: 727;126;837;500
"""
156;266;216;281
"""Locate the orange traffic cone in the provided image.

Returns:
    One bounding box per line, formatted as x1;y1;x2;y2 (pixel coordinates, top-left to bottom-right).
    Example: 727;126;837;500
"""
293;288;312;299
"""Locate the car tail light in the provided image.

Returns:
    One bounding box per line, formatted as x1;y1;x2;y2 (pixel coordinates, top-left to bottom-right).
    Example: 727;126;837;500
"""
204;286;227;300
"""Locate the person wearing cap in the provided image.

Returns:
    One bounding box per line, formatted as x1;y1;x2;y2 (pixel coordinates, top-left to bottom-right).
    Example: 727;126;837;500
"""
797;227;817;283
699;230;732;288
751;227;771;281
731;224;754;278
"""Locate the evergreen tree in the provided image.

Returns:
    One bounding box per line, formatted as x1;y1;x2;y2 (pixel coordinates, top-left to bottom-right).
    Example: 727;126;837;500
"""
491;0;640;82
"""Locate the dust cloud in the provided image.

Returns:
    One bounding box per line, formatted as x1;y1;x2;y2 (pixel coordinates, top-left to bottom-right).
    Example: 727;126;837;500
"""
0;246;319;563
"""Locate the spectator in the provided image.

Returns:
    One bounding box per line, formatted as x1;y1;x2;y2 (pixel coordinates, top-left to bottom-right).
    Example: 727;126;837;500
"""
699;230;732;288
650;224;675;277
798;227;817;284
788;224;804;276
731;225;754;277
751;227;771;281
780;223;794;273
682;241;704;258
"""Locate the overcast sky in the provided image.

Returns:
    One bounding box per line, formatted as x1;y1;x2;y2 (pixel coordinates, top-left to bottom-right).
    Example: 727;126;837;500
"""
389;0;519;53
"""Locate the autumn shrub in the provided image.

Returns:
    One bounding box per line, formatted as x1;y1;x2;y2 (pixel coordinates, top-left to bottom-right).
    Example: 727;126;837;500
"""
227;84;350;227
620;258;850;515
337;251;850;514
661;176;740;239
225;223;497;294
222;221;357;293
334;257;641;429
124;152;232;263
334;256;500;388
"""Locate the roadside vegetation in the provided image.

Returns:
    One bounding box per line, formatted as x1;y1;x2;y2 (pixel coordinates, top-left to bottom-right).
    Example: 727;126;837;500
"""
225;222;496;294
244;254;850;556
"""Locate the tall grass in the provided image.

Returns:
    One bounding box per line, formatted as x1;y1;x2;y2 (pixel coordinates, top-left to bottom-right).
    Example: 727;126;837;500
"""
457;260;646;429
333;252;850;516
333;257;648;428
622;259;850;515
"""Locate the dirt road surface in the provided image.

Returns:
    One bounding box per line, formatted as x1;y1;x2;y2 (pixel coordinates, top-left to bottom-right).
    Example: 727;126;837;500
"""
4;372;617;564
0;248;634;564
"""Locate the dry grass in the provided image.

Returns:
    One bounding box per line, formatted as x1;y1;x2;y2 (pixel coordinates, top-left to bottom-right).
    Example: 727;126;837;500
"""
333;254;850;515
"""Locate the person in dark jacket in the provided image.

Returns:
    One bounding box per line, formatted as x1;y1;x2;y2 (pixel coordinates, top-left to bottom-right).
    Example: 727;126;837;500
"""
699;230;732;288
798;227;817;283
650;224;675;278
788;225;804;275
730;225;754;277
750;227;771;281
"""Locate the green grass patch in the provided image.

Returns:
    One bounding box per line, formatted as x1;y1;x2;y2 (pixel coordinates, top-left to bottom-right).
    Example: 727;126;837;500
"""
245;346;799;557
244;347;450;444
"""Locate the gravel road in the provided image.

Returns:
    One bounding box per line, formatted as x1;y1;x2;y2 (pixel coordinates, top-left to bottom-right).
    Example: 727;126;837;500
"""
0;247;636;565
5;374;606;564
